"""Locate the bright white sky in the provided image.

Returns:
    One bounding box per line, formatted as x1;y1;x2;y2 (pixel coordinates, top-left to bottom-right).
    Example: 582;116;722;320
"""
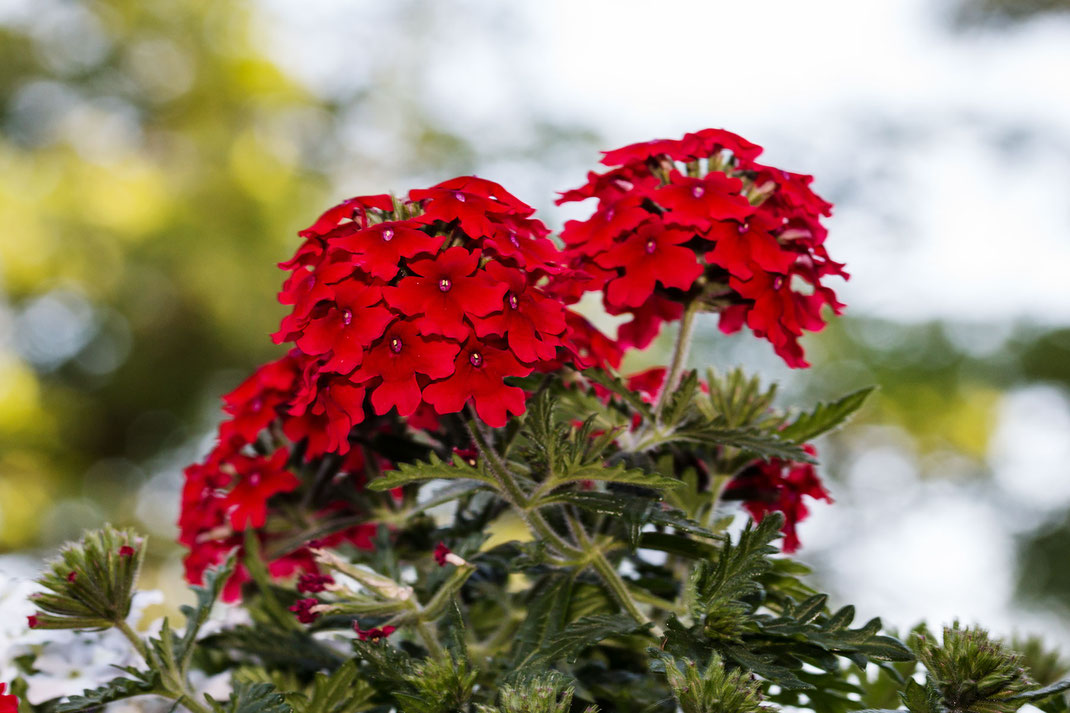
263;0;1070;324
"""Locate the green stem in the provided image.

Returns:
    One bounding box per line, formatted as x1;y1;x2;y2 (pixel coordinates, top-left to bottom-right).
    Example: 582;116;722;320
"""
116;618;150;662
117;620;210;713
243;530;301;631
463;418;583;558
414;618;447;659
589;549;662;637
653;299;700;423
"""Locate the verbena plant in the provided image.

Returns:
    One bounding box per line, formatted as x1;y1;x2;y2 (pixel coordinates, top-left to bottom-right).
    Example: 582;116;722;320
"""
8;129;1069;713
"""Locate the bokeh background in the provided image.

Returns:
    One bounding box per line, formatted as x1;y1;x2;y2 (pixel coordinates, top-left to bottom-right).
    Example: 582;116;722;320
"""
1;0;1069;651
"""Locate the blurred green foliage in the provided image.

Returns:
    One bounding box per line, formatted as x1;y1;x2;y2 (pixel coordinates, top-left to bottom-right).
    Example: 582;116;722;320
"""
0;0;336;548
0;0;597;551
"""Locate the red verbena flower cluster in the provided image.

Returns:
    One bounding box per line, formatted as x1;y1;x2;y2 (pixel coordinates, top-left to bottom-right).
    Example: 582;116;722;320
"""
555;128;846;368
178;352;382;600
725;445;832;552
178;177;619;599
273;176;583;430
178;130;849;600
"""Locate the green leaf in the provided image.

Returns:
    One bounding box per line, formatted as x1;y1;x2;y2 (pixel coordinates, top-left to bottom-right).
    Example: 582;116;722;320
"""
779;387;875;444
662;370;700;428
690;514;782;616
208;682;292;713
367;452;498;491
549;462;682;491
55;673;161;713
527;614;644;666
900;679;942;713
671;426;814;463
512;573;575;667
200;625;345;675
287;660;374;713
702;368;781;429
176;553;236;664
582;368;655;421
1011;680;1070;702
537;491;715;539
639;532;719;560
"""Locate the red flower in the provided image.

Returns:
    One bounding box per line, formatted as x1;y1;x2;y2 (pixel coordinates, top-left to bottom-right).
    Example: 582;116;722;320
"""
293;282;394;373
354;622;397;642
560;198;650;256
0;683;18;713
730;266;843;369
332;221;444;280
219;355;301;447
557;128;845;368
594;219;704;308
289;597;321;624
297;573;335;593
725;446;831;553
471;262;567;363
288;369;367;456
299;194;394;239
678;128;764;163
66;571;77;582
656;171;754;228
223;450;300;531
422;338;532;427
410;185;515;238
384;247;507;340
626;367;667;404
704;214;795;281
558;312;623;370
26;615;38;629
452;446;479;467
609;295;683;350
433;542;451;567
119;545;136;557
351;320;460;417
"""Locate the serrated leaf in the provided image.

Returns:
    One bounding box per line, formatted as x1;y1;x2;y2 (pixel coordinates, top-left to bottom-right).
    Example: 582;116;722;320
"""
639;532;719;560
527;614;644;667
671;426;814;463
551;462;681;491
794;594;829;625
1011;680;1070;702
208;682;292;713
55;673;161;713
538;491;715;539
288;660;373;713
779;387;875;444
662;370;700;428
512;572;574;667
690;514;782;614
582;368;655;421
367;452;498;491
175;553;236;664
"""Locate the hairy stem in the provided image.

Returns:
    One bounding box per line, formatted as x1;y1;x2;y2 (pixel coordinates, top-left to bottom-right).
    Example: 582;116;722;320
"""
653;299;700;423
414;618;447;659
589;549;662;637
116;618;150;662
463;417;583;558
117;620;210;713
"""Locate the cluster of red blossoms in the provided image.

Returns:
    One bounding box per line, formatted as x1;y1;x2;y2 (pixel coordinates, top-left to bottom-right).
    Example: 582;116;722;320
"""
177;129;846;603
179;177;614;598
555;128;846;368
724;446;832;553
